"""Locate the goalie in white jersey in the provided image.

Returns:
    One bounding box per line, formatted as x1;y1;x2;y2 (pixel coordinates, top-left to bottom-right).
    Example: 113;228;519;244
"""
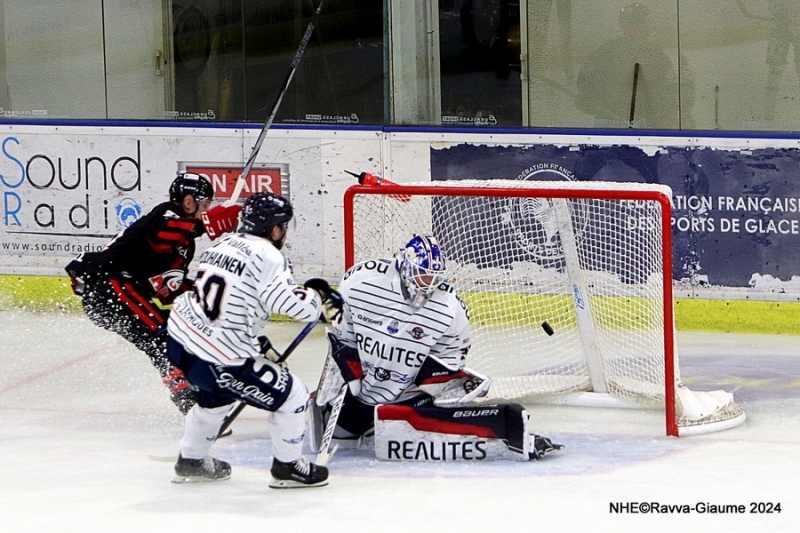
166;192;338;487
313;235;562;462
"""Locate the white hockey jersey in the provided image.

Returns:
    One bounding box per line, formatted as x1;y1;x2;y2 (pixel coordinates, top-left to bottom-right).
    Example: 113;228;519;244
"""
167;232;321;364
331;258;471;405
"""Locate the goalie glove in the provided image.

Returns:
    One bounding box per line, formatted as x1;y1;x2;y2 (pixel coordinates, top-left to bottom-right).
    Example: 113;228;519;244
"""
304;278;344;323
201;204;242;241
414;354;491;407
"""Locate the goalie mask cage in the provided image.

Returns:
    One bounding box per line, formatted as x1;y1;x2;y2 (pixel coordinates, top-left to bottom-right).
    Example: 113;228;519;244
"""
343;179;746;436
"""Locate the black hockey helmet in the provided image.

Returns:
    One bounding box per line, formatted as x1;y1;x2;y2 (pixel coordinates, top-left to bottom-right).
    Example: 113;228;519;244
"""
169;172;214;204
240;192;293;237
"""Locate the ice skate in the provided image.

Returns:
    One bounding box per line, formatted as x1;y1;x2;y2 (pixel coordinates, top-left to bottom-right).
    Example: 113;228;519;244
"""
172;455;231;483
529;434;564;460
269;457;329;488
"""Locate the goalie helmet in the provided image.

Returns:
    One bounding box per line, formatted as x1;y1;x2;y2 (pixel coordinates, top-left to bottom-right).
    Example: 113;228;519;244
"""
397;234;447;308
240;192;293;238
169;172;214;204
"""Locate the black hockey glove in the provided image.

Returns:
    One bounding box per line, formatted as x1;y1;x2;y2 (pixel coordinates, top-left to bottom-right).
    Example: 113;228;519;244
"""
257;335;283;365
304;278;344;323
257;335;273;355
65;255;97;296
304;278;331;299
321;288;344;323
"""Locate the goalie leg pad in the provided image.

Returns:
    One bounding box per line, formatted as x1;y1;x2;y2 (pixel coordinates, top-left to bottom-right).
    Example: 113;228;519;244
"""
374;402;533;461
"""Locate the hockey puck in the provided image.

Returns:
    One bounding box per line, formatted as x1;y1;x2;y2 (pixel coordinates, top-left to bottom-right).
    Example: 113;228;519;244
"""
542;321;555;336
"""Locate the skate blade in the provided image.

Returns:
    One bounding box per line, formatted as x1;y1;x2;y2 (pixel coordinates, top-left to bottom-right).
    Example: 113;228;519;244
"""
171;474;231;484
268;478;329;489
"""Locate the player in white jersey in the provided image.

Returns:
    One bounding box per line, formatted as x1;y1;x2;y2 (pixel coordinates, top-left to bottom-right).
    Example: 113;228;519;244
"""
313;235;563;461
166;192;339;487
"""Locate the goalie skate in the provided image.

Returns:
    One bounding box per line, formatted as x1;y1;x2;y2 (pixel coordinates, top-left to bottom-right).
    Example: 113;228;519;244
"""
528;434;564;460
172;455;231;483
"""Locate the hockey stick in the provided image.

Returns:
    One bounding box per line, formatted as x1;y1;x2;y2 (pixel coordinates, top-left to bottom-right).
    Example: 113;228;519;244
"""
225;0;325;207
628;62;640;127
216;319;318;438
316;383;348;466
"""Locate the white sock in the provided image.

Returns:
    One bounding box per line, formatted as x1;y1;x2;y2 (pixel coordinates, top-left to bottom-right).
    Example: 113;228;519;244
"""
179;404;233;460
269;381;309;462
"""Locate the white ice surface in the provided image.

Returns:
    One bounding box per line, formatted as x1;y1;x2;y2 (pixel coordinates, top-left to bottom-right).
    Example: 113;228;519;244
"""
1;311;797;532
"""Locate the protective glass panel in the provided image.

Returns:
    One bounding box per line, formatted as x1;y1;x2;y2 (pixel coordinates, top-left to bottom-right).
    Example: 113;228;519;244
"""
439;0;523;127
525;1;682;130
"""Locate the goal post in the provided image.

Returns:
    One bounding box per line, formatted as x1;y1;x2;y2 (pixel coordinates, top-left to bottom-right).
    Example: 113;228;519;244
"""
343;179;746;436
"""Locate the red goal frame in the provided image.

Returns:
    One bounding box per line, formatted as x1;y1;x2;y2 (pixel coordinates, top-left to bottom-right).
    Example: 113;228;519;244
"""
343;181;680;436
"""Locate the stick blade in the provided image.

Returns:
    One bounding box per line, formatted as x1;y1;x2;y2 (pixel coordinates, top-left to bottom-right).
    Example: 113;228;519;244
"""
315;443;339;466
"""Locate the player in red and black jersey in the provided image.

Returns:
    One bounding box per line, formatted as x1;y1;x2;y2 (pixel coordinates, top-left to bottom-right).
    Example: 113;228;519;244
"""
65;173;241;414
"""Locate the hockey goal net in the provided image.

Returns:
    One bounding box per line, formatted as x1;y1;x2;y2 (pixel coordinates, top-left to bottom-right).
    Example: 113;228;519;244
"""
343;179;745;436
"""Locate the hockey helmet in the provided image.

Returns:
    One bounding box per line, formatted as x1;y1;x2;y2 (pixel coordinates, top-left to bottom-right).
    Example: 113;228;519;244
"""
169;172;214;203
398;234;447;308
240;192;293;238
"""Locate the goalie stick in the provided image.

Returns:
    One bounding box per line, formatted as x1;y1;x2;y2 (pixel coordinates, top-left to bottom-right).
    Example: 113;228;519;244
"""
316;383;348;466
308;333;349;465
225;0;325;207
216;319;318;438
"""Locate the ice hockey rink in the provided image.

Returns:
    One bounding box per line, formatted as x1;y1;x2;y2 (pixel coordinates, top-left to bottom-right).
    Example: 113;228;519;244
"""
1;310;797;532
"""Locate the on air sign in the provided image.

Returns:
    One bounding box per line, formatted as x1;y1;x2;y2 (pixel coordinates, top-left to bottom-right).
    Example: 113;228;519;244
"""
179;162;289;200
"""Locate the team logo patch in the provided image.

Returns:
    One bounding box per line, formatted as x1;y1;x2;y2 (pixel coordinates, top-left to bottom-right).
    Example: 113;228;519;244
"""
499;167;588;262
387;320;399;334
375;367;391;381
149;269;184;294
358;313;383;326
115;198;142;228
407;326;429;340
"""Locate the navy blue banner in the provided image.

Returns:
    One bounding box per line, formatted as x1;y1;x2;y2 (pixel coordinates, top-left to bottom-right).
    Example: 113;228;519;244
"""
430;143;800;289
